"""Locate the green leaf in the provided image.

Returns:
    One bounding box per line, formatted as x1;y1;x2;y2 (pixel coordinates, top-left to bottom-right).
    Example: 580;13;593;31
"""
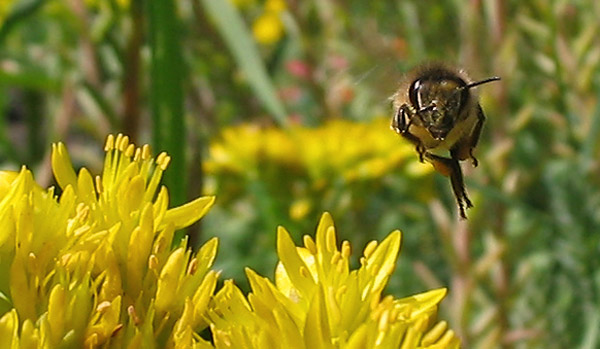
0;0;47;43
200;0;288;126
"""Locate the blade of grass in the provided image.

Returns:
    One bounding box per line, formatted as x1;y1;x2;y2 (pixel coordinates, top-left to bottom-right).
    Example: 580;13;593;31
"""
0;0;46;43
80;80;118;127
147;0;186;240
199;0;288;126
122;0;144;141
0;68;60;92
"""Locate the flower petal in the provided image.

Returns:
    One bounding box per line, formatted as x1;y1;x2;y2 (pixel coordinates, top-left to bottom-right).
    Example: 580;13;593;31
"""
303;286;333;349
276;226;316;298
160;196;215;231
362;230;401;294
51;142;78;191
0;309;18;348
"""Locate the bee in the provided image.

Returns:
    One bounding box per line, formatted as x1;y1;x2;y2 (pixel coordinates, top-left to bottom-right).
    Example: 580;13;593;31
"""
390;63;500;219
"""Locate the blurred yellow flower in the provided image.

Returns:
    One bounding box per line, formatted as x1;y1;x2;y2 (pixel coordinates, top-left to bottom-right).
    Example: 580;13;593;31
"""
253;11;285;45
289;197;312;220
205;118;433;183
252;0;287;45
205;118;435;221
0;134;217;347
208;212;460;347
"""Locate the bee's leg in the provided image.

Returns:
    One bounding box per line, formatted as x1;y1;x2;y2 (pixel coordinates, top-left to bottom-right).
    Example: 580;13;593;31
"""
391;104;415;134
424;152;471;219
417;144;426;163
467;104;487;167
391;109;426;163
449;148;474;209
397;130;426;163
450;105;486;167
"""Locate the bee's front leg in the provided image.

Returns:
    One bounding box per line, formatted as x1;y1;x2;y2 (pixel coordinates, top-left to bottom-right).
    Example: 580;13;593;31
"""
424;152;472;219
391;104;415;134
392;104;426;162
416;144;426;163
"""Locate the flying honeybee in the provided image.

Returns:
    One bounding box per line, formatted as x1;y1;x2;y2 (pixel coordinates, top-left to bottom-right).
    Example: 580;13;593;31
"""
390;63;500;219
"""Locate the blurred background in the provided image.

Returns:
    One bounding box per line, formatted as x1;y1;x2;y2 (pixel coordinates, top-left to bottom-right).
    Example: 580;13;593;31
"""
1;0;599;347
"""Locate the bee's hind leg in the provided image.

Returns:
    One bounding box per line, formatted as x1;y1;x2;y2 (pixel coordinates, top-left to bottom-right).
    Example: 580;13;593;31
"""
424;152;472;219
467;104;487;167
451;104;487;168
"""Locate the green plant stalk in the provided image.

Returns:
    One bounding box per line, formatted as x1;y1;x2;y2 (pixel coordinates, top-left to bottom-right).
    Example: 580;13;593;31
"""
122;0;144;142
147;0;186;241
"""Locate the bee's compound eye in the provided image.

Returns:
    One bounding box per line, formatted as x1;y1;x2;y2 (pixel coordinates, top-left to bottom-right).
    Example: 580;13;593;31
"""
409;79;421;107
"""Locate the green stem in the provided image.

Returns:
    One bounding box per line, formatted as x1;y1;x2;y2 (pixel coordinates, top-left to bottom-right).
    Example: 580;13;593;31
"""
147;0;187;242
122;0;144;142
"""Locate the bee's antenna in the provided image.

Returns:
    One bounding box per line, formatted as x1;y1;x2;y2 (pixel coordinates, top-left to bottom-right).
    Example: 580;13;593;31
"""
463;76;501;90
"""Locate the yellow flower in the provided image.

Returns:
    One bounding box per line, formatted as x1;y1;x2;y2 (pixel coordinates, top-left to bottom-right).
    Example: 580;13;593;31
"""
208;212;459;347
289;197;312;221
0;170;19;198
0;134;217;347
252;0;287;45
0;133;457;347
253;11;285;45
206;118;432;184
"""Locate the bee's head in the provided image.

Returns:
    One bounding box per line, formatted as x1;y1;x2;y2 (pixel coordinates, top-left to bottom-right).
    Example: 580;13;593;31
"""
409;76;468;140
408;71;500;140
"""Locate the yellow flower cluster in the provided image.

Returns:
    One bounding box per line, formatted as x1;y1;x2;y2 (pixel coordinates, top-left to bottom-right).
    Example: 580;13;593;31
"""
209;213;459;348
0;135;458;347
205;118;433;220
205;118;432;183
0;135;216;347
